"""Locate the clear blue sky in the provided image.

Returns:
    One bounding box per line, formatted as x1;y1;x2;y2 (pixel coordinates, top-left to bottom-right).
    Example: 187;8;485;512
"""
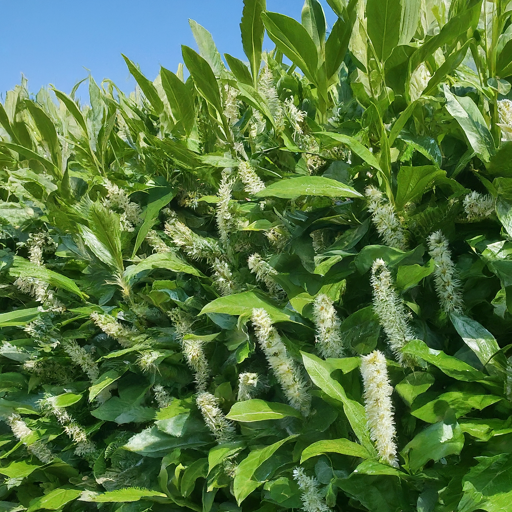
0;0;337;99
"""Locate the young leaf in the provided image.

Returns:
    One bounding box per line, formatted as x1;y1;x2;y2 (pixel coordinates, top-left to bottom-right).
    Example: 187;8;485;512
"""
226;399;301;422
189;20;225;77
160;67;195;136
240;0;266;86
300;438;370;462
366;0;402;62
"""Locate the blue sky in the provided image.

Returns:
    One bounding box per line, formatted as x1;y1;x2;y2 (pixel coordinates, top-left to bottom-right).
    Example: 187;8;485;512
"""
0;0;337;100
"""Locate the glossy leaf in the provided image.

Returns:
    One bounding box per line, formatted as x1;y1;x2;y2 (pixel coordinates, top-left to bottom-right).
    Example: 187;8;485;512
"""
226;399;301;421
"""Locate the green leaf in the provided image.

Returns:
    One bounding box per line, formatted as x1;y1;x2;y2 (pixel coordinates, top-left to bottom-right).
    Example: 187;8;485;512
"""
367;0;402;61
89;369;125;402
123;426;209;457
496;198;512;238
401;420;464;473
208;441;246;472
395;371;435;407
302;0;326;55
0;308;40;327
224;54;253;86
0;461;41;479
355;244;424;274
24;101;61;170
226;399;301;422
395;261;435;291
300;439;370;463
233;435;297;505
92;397;155;425
450;314;506;376
181;458;208;498
488;142;512;177
395;166;446;210
255;176;361;199
27;488;81;512
459;453;512;512
122;55;164;114
160;67;195;135
402;340;486;382
315;132;382;170
325;4;357;84
53;89;88;134
9;257;85;299
52;392;82;408
189;20;225;77
182;46;223;115
200;291;299;324
261;12;318;84
124;252;203;283
338;306;380;355
411;391;501;423
302;352;374;453
399;0;421;45
497;39;512;78
0;142;60;178
444;85;495;163
240;0;266;85
79;488;166;503
132;187;175;257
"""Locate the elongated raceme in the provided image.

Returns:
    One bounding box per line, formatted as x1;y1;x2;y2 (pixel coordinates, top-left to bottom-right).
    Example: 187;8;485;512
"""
216;169;237;248
371;259;414;366
293;467;330;512
62;339;99;381
211;258;238;296
183;338;210;392
6;414;53;464
238;161;265;195
237;372;259;401
313;294;344;358
251;308;311;415
248;253;283;299
360;350;399;467
196;392;235;443
365;186;407;251
90;312;135;347
427;231;464;314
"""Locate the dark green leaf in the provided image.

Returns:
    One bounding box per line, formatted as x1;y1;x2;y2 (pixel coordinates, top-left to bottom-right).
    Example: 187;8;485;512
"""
240;0;266;85
226;399;301;422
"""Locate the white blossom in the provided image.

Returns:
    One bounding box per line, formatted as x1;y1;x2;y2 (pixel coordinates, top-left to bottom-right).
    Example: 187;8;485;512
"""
463;191;494;221
283;97;306;140
165;212;222;263
366;186;408;251
237;372;259;401
137;350;160;373
248;253;283;298
371;259;415;366
102;180;142;232
498;99;512;141
223;85;239;124
292;467;330;512
90;312;135;347
427;231;464;314
196;392;235;443
251;308;310;415
259;66;284;131
62;339;99;381
6;414;53;464
212;258;238;296
153;385;173;409
313;294;344;358
216;169;237;247
183;338;210;392
238;161;265;195
145;230;171;253
360;350;398;467
168;308;194;341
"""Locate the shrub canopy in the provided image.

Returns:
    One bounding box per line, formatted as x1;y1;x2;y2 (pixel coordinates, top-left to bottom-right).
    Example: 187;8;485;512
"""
1;0;512;511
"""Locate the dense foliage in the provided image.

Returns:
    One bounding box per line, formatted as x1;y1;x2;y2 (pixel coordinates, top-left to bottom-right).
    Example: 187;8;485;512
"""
2;0;512;510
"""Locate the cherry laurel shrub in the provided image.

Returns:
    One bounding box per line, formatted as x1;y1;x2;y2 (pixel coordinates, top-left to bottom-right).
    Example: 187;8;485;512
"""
1;0;512;510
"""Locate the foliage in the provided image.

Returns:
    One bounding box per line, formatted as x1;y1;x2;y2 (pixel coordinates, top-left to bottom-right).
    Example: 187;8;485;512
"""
1;0;512;510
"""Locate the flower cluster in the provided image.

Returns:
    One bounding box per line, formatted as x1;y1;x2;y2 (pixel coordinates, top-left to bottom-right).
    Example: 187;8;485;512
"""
223;85;239;124
183;338;210;392
153;384;173;409
366;186;407;250
371;259;414;366
238;161;266;195
137;350;160;373
90;312;135;347
259;66;284;131
6;414;53;464
168;308;194;341
498;99;512;141
313;294;344;358
40;397;95;457
145;230;171;253
251;308;310;415
284;97;306;141
292;467;330;512
165;212;222;263
102;180;142;232
463;191;495;221
248;253;283;298
427;231;464;314
62;339;99;381
360;350;399;467
212;258;238;296
196;392;236;443
237;372;259;401
216;169;237;247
